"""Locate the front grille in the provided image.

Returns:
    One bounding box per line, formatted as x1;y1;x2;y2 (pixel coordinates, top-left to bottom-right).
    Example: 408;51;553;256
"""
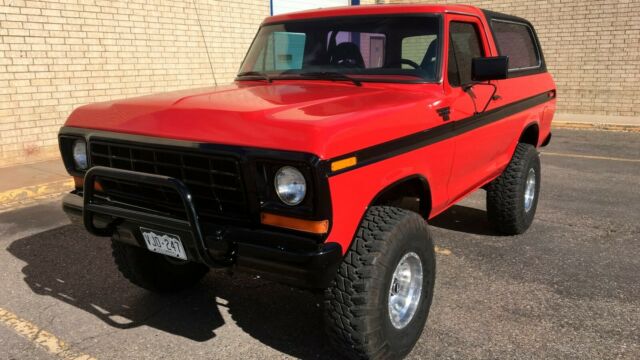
89;140;248;222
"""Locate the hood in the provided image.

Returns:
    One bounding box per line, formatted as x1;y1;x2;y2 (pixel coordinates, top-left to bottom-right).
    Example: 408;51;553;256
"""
66;81;444;159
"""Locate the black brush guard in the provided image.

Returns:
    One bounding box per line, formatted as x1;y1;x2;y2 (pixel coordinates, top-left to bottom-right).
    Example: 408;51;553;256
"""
83;166;217;265
77;166;342;288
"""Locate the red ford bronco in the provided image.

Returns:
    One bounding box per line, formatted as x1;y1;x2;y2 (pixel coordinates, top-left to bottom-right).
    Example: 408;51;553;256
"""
59;4;555;359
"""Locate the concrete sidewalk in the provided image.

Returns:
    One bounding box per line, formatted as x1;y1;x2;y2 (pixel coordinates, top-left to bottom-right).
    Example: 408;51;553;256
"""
554;113;640;132
0;159;73;211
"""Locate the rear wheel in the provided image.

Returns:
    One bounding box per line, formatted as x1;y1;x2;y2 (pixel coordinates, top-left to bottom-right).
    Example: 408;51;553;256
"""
324;206;435;359
486;143;541;235
111;240;209;293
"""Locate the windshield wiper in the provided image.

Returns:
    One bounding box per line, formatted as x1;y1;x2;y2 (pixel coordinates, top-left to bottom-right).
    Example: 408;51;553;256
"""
237;71;272;83
238;71;362;86
298;71;362;87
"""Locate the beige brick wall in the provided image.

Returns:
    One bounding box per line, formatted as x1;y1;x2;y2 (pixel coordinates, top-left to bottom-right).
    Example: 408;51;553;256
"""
1;1;639;167
384;0;640;119
0;0;268;167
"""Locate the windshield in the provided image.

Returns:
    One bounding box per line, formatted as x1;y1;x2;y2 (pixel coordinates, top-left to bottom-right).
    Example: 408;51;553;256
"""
238;15;442;83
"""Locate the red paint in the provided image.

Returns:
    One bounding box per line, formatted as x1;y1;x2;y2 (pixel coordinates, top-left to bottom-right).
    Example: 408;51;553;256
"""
66;82;443;160
265;4;484;24
63;5;556;254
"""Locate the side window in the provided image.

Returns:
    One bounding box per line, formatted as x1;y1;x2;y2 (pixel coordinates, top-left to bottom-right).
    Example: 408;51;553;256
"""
255;32;306;71
448;22;484;87
360;33;386;68
491;20;540;70
401;35;437;69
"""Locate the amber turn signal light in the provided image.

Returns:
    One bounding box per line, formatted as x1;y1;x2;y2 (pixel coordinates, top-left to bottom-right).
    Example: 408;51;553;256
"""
72;176;103;192
73;176;84;189
260;212;329;234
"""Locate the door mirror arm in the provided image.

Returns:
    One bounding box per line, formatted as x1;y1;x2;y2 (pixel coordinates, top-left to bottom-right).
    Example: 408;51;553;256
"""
463;81;499;115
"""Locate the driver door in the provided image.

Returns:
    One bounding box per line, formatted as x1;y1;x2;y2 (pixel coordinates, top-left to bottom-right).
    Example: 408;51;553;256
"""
444;15;505;203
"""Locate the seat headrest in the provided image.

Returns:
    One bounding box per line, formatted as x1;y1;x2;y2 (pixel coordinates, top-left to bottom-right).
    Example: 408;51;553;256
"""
330;42;365;68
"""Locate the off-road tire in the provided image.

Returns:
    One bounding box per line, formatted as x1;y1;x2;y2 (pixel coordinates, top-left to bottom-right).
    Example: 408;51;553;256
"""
486;143;541;235
111;240;209;293
324;206;435;359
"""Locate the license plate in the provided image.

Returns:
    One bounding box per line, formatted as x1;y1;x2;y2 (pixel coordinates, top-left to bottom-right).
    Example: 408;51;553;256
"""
140;228;187;260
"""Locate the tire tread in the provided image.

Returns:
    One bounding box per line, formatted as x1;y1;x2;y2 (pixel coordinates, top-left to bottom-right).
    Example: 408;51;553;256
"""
324;206;432;359
486;143;540;235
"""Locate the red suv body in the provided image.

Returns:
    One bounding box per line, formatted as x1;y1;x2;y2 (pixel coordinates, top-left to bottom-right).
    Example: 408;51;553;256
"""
59;5;555;358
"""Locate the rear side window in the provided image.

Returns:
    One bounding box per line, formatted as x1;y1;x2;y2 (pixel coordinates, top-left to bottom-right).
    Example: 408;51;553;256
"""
492;20;540;70
255;32;307;71
448;22;484;87
331;31;387;68
401;35;437;69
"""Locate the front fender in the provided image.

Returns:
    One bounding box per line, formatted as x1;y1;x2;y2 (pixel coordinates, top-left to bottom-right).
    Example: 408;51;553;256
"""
325;139;454;254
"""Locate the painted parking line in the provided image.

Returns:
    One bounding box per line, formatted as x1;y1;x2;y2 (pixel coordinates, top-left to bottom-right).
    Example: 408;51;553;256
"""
0;307;97;360
542;152;640;163
434;246;452;256
0;179;73;211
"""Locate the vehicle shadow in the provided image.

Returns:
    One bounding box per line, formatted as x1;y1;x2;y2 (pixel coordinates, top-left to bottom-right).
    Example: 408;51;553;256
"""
430;204;499;236
7;224;340;359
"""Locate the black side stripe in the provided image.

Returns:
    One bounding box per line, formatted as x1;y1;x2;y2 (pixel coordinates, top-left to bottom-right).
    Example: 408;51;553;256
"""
327;90;555;176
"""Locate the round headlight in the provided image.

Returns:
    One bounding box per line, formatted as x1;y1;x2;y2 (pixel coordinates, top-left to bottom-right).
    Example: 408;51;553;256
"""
72;140;88;170
274;166;306;206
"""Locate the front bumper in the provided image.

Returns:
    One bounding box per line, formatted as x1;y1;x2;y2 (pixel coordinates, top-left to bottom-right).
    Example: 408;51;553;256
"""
63;166;342;289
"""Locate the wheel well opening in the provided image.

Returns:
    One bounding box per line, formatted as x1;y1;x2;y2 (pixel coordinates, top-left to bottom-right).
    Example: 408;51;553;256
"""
520;124;540;146
371;176;432;218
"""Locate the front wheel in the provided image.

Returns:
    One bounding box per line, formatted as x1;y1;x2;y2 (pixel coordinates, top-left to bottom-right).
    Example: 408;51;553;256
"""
111;240;209;293
323;206;435;359
486;143;541;235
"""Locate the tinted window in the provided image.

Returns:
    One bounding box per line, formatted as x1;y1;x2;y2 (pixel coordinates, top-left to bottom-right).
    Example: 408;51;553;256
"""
447;40;460;87
492;20;540;70
448;22;484;87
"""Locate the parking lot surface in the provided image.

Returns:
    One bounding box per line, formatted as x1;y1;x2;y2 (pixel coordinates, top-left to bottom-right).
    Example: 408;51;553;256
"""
0;128;638;359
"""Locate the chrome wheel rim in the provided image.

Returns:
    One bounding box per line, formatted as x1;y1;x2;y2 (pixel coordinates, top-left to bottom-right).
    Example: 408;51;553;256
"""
388;252;423;329
524;168;536;213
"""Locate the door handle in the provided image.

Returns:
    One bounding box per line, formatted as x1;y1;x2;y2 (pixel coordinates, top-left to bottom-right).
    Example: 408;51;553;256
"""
436;107;451;121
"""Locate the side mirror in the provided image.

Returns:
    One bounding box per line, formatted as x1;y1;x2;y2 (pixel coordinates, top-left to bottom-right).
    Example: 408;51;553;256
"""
472;56;509;82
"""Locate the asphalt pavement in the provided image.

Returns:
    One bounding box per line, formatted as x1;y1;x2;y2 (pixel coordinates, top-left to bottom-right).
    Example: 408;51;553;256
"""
0;128;638;359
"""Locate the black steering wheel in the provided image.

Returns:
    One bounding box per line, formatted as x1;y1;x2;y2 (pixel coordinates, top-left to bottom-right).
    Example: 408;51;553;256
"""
386;58;421;69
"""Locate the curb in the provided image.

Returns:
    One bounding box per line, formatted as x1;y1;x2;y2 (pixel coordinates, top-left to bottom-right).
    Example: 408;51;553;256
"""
552;121;640;133
0;179;73;212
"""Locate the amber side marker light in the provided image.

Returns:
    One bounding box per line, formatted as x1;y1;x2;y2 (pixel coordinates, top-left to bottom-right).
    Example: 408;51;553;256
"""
260;212;329;234
73;176;84;189
72;176;103;192
331;156;357;172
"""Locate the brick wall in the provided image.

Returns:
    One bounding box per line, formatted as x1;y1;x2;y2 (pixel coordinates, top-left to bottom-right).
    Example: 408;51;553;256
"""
384;0;640;119
0;0;268;167
1;1;639;167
